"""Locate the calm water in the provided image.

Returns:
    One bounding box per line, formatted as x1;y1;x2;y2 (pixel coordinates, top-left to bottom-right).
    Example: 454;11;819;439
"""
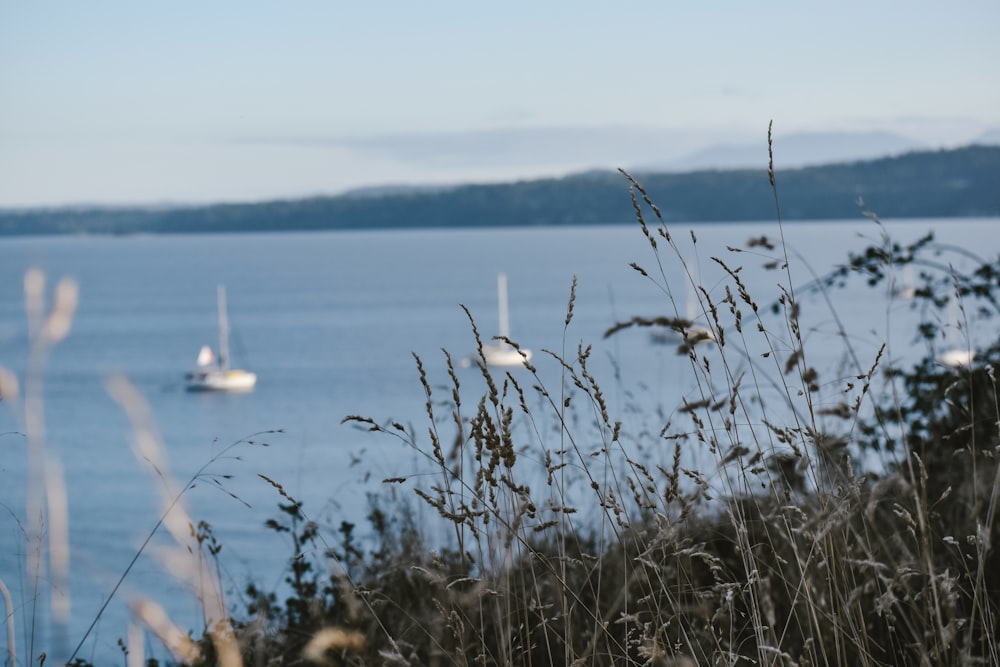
0;218;996;663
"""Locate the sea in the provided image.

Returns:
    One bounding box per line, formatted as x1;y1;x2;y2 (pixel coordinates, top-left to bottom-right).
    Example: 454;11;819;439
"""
0;217;996;665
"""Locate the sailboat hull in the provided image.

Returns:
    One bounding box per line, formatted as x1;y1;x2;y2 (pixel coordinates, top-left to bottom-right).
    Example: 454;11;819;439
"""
478;344;531;368
938;349;974;367
186;369;257;392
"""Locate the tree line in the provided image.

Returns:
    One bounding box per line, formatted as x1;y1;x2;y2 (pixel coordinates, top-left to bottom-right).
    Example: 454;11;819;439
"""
2;145;998;236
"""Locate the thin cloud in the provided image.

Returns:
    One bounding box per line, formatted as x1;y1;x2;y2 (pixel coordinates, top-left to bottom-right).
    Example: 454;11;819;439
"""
226;126;720;169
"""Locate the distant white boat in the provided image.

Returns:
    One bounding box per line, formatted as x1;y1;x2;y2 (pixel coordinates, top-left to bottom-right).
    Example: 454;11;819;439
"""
938;347;974;368
650;280;715;349
937;294;974;368
893;264;917;300
681;288;715;348
186;285;257;392
463;273;532;368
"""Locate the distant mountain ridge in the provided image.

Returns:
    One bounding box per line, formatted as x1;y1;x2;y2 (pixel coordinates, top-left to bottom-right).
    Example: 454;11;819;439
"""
653;131;930;171
1;145;998;237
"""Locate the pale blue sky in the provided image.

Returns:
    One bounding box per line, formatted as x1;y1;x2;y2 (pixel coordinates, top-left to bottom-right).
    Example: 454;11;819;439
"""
2;1;997;207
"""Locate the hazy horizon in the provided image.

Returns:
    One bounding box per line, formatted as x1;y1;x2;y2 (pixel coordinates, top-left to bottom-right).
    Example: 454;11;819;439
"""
2;2;998;208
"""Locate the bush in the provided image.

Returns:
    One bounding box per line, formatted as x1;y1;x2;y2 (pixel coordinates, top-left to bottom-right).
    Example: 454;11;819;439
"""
227;169;999;666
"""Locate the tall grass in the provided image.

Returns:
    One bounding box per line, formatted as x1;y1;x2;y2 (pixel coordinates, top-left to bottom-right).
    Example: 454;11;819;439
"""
304;134;998;665
2;131;998;666
0;269;78;666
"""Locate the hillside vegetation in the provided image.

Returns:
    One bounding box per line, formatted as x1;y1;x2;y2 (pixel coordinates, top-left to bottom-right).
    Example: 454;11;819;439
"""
1;145;998;236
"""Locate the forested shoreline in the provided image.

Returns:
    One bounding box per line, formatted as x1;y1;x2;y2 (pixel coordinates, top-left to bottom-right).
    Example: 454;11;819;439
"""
2;145;998;236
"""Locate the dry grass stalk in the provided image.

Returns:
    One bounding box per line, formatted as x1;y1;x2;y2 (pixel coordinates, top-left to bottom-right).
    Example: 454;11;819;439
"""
126;621;144;667
130;599;198;664
108;375;243;667
1;577;15;667
17;269;78;663
301;627;366;664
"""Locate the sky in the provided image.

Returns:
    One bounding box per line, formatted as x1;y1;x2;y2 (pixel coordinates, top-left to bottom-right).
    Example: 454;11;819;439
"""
1;1;998;208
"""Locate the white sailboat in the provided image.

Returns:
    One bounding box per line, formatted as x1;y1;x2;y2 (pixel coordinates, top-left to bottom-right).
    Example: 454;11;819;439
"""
938;347;974;368
464;273;532;368
937;294;974;367
186;285;257;392
650;280;715;348
892;264;917;300
681;281;715;347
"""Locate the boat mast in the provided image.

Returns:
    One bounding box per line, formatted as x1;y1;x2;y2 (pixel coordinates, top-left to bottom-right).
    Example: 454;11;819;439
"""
686;279;697;322
217;284;230;370
497;272;510;345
